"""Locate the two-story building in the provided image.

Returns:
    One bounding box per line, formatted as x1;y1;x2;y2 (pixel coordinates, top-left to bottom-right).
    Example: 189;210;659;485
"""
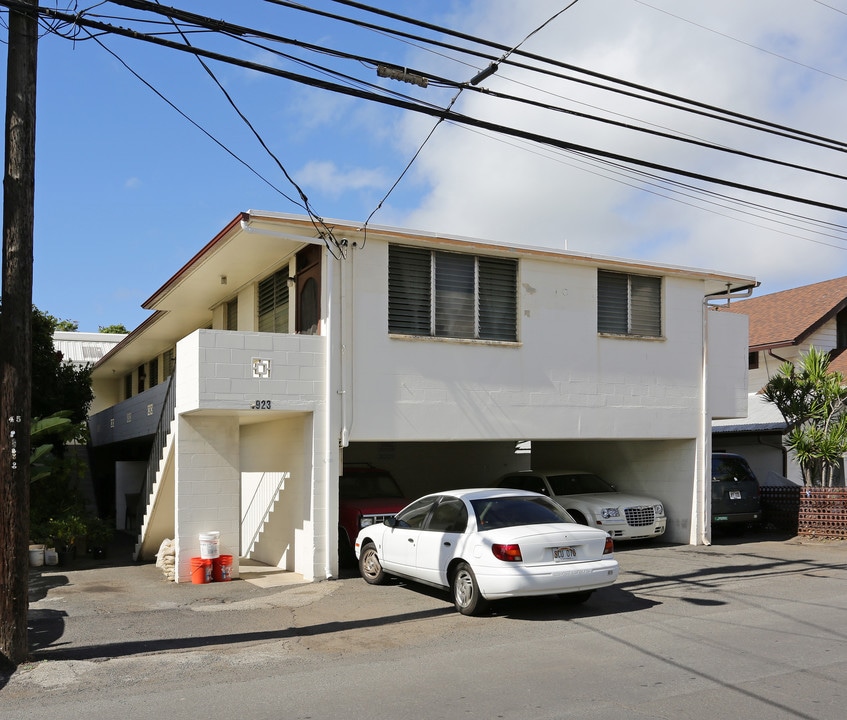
88;210;755;582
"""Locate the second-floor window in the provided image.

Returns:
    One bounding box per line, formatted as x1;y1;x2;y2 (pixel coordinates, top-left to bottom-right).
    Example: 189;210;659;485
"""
226;298;238;331
258;266;290;333
149;357;159;388
597;270;662;337
388;245;518;342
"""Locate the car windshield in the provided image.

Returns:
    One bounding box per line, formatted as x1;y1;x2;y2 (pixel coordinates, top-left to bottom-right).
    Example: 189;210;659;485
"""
712;457;756;483
339;472;404;499
546;473;614;495
470;496;573;530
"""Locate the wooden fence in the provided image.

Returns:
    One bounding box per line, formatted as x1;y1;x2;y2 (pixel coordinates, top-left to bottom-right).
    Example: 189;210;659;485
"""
759;486;847;539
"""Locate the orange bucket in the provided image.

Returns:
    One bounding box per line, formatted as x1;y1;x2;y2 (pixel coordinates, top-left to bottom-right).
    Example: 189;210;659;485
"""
212;554;233;582
190;557;212;584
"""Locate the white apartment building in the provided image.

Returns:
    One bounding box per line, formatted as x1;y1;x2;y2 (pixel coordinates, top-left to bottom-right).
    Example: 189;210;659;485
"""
89;210;754;582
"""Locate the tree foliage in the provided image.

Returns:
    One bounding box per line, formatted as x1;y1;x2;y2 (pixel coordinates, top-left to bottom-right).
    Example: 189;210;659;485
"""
762;346;847;487
30;307;93;425
51;317;78;331
98;323;127;334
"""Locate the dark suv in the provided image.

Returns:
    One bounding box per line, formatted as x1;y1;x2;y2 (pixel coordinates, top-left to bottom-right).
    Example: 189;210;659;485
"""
711;453;761;528
338;464;408;565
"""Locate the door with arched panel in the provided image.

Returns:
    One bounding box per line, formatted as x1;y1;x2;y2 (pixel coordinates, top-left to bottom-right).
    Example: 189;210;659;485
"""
295;245;321;335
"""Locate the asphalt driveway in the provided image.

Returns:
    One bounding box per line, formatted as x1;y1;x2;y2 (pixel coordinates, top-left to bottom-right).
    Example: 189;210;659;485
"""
3;528;846;720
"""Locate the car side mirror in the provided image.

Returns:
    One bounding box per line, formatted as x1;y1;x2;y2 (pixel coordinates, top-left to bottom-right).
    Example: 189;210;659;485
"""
384;517;398;528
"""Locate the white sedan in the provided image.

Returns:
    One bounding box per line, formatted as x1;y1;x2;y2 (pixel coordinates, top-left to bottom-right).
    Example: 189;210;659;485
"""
498;470;666;541
354;488;619;615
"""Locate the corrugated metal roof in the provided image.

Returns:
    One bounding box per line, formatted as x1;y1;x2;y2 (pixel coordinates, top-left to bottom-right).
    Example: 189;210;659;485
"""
712;393;786;434
53;331;126;367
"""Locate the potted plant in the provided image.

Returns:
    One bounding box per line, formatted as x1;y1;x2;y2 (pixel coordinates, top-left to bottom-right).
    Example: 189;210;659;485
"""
86;516;114;559
48;514;88;565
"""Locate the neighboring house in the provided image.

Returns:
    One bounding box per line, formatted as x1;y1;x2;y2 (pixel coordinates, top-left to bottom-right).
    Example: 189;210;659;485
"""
51;331;128;513
712;276;847;485
53;330;127;369
87;210;754;582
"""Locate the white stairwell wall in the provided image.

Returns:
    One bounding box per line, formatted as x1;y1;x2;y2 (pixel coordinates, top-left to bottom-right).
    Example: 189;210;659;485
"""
241;471;287;556
134;419;176;562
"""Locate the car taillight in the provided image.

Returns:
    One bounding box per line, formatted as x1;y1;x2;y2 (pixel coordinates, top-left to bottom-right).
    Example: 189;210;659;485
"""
492;543;522;562
603;537;614;555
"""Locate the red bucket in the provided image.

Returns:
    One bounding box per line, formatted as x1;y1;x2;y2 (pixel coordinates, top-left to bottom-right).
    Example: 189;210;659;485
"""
212;554;233;582
190;557;212;584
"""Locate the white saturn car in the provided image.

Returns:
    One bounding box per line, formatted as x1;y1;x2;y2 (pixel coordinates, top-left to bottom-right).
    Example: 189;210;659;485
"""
354;487;619;616
497;470;666;541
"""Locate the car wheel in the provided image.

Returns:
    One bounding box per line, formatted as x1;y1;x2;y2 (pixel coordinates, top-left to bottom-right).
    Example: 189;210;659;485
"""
559;590;593;605
358;542;386;585
568;510;588;525
451;562;489;616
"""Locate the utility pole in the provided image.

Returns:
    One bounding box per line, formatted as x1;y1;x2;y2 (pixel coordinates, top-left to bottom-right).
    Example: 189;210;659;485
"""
0;0;38;669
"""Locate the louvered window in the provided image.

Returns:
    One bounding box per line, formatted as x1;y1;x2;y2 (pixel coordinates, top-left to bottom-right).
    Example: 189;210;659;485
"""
388;245;517;341
163;347;175;378
597;270;662;337
258;267;290;333
149;357;159;388
226;298;238;331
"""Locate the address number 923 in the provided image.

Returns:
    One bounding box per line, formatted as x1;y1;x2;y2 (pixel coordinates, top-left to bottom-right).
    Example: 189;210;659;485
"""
252;400;272;410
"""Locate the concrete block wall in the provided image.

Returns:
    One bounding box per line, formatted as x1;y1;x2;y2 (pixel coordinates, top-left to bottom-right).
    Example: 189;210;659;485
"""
174;414;241;582
173;329;330;581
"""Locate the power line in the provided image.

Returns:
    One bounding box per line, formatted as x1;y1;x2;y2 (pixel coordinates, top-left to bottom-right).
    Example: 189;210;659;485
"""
149;0;343;256
362;0;584;232
321;0;847;150
14;1;845;216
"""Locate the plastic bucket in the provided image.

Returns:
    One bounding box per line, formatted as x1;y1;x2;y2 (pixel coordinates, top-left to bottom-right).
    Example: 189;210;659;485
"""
199;531;220;559
28;546;44;567
212;554;233;582
190;557;212;584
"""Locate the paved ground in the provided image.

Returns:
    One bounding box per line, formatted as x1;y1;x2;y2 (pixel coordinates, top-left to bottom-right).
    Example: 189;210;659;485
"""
2;528;846;720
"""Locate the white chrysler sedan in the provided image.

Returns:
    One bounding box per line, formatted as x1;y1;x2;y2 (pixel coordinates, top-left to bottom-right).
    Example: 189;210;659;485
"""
498;470;666;541
354;488;619;615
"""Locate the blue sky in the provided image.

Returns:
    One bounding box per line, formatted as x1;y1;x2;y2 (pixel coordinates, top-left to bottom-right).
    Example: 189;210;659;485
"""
3;0;847;331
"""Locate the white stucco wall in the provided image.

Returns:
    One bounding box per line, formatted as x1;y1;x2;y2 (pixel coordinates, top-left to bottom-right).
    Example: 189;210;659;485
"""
707;310;749;420
343;240;727;444
173;329;330;580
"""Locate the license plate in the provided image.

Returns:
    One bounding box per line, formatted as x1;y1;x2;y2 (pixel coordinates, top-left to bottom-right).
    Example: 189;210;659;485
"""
729;490;741;500
553;546;576;561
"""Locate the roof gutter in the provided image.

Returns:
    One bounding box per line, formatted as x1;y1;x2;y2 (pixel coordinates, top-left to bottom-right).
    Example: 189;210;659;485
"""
704;281;759;304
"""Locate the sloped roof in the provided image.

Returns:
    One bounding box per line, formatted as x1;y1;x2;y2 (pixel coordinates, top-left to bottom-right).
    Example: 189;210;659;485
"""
715;275;847;351
53;331;127;367
712;393;786;435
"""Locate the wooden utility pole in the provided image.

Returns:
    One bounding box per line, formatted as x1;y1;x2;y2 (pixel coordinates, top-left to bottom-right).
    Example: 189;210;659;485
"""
0;0;38;669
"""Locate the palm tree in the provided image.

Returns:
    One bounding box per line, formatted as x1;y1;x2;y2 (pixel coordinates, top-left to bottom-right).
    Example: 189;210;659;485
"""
762;346;847;487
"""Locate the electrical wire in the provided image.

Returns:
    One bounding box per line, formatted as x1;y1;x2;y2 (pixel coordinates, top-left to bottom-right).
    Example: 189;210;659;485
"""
6;0;847;250
359;0;584;238
321;0;847;149
17;1;846;216
151;0;344;257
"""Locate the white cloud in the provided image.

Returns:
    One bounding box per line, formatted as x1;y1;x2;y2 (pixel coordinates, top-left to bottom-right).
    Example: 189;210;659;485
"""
297;160;391;198
388;0;847;293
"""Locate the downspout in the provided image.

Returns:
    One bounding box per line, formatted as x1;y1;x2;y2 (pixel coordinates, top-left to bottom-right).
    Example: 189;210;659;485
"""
339;239;352;448
697;297;711;546
324;254;335;580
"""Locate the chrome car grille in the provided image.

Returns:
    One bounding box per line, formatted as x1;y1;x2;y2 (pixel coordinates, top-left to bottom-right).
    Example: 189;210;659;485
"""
624;506;656;527
362;513;395;526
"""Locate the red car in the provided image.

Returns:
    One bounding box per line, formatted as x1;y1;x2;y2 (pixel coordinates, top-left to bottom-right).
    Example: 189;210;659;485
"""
338;464;408;565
